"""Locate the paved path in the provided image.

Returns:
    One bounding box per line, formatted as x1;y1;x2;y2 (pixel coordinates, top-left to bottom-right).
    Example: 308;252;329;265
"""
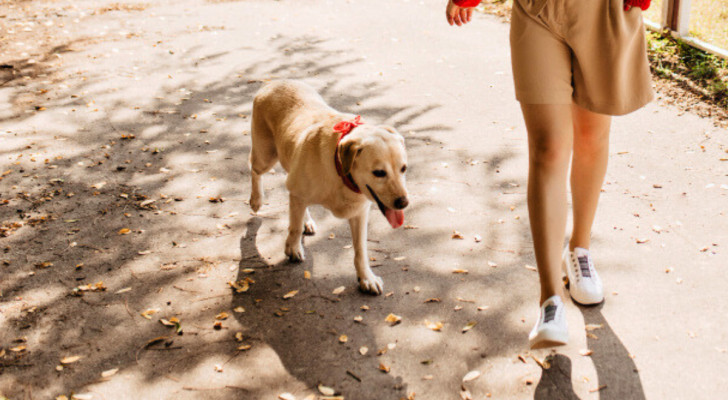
0;0;726;399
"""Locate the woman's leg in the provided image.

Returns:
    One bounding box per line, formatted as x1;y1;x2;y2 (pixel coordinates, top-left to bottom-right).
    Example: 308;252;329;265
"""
569;104;611;250
520;104;574;304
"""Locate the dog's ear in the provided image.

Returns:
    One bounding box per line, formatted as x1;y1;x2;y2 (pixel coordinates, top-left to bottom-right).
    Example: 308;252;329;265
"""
339;137;362;176
382;125;405;144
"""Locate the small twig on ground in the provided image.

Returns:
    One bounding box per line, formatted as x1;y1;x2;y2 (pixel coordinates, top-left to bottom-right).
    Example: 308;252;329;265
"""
173;285;200;294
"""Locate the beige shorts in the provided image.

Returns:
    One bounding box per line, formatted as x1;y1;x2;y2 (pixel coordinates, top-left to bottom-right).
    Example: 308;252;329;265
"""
509;0;654;116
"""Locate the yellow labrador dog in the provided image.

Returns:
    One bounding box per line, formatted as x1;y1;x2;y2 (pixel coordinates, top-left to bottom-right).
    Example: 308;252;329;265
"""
248;80;409;294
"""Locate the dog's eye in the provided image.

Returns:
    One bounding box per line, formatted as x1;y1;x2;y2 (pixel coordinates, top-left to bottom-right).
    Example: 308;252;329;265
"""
401;165;407;173
372;170;387;178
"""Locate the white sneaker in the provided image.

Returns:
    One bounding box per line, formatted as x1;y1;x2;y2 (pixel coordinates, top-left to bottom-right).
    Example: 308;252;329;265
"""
529;295;568;349
562;247;604;305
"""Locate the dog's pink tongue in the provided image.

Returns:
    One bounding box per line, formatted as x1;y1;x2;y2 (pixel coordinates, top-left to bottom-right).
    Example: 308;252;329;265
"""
385;209;404;229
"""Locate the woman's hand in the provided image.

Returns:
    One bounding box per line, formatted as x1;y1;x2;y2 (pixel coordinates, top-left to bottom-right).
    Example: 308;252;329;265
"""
446;0;474;26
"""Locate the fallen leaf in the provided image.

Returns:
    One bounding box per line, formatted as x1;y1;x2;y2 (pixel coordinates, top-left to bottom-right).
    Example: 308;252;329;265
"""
425;320;443;331
524;264;537;271
360;305;370;311
318;384;335;396
60;355;82;364
332;286;345;295
140;309;158;319
589;385;608;393
10;345;26;352
462;370;481;382
278;393;296;400
214;364;223;373
235;332;244;342
477;306;489;311
101;368;119;378
487;261;498;268
304;270;311;279
462;321;477;333
579;349;593;356
452;269;468;274
585;324;603;331
635;238;649;244
237;344;252;351
359;346;369;355
215;312;229;320
424;298;441;303
234;306;246;313
379;363;391;373
422;375;434;380
353;315;363;323
339;334;348;343
283;290;299;299
118;228;131;235
451;231;464;240
385;313;402;325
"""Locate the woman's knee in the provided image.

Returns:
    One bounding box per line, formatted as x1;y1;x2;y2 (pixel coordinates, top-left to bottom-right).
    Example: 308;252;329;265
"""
528;133;571;168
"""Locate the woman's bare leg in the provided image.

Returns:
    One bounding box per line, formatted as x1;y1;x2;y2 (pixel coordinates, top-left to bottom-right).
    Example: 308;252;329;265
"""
520;104;574;304
569;104;611;251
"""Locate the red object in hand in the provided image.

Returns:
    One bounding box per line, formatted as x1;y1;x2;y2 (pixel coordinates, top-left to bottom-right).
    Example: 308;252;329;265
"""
624;0;651;11
452;0;481;7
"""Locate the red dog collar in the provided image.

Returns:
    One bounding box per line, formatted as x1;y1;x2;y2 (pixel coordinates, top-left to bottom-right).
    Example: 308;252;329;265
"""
334;116;363;194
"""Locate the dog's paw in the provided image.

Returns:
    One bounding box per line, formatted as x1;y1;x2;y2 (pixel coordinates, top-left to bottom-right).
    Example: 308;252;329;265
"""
249;195;262;213
358;273;384;295
285;241;305;262
303;219;316;236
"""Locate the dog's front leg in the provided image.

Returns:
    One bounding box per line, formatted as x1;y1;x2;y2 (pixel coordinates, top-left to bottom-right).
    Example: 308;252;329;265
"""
285;195;306;262
349;207;383;295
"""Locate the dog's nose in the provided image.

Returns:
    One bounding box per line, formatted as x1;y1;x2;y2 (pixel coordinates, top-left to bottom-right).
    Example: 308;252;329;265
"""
394;196;409;210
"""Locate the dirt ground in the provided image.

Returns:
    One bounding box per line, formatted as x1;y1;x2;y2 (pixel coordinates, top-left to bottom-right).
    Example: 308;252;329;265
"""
1;0;727;399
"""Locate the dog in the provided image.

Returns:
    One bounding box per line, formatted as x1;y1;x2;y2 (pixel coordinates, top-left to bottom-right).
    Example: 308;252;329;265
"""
248;80;409;295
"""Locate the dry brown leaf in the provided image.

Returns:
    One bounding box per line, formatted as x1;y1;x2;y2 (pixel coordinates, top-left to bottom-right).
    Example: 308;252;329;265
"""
385;313;402;325
359;346;369;355
318;384;335;396
332;286;346;295
452;269;468;274
379;363;391;373
101;368;119;378
215;312;229;320
487;261;498;268
360;305;370;311
589;385;608;393
424;298;441;303
635;238;649;244
118;228;131;235
579;349;593;356
462;370;481;382
425;320;444;332
353;315;363;323
140;309;158;320
462;321;477;333
60;355;82;364
233;306;245;313
585;324;603;331
10;345;26;352
524;264;537;271
477;306;489;311
278;393;296;400
451;231;464;240
304;270;311;279
283;290;299;299
235;332;244;342
237;344;252;351
339;334;348;343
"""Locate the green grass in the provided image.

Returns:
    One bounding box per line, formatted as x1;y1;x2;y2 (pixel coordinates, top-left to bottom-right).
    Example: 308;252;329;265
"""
643;0;728;51
647;30;728;107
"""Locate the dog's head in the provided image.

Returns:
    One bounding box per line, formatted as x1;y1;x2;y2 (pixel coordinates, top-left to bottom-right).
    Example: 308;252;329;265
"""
338;125;409;228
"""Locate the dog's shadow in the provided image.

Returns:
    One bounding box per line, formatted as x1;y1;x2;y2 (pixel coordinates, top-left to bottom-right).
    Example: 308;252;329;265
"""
535;303;646;400
232;217;408;399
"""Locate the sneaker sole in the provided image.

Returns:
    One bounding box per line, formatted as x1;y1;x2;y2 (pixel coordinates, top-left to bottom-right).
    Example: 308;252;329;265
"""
529;330;568;349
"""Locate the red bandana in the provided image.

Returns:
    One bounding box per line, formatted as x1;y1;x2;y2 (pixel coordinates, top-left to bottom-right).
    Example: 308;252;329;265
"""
334;116;363;194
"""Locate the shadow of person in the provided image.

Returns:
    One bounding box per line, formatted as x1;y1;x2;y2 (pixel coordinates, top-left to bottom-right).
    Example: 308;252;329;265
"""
232;217;407;399
534;303;646;400
534;354;580;400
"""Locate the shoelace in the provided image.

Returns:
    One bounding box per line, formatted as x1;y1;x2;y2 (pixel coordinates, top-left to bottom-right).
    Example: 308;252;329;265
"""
577;255;592;278
543;304;558;323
